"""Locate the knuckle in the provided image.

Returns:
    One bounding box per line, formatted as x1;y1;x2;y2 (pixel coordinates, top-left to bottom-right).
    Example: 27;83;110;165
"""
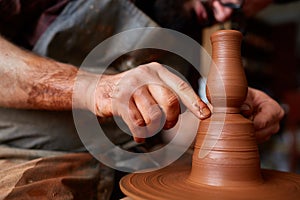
132;118;145;127
134;66;154;80
128;112;145;127
136;64;150;73
177;80;191;92
279;107;285;119
166;94;180;108
133;87;144;97
255;120;266;130
164;120;177;130
148;105;163;122
272;125;280;134
148;62;161;68
138;62;162;74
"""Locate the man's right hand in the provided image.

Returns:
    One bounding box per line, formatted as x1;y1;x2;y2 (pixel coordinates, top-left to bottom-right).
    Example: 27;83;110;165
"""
88;62;211;143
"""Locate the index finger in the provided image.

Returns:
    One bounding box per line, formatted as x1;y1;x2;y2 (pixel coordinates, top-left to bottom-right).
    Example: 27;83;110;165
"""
155;64;211;119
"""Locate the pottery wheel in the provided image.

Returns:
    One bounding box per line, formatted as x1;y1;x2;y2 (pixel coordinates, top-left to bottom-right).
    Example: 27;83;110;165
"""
120;164;300;200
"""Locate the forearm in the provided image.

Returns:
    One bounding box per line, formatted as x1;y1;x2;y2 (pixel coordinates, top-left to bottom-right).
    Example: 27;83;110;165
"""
0;36;80;110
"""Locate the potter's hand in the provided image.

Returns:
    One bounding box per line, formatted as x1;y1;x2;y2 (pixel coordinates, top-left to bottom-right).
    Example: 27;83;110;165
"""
91;62;211;143
191;0;233;23
241;87;285;143
191;0;273;24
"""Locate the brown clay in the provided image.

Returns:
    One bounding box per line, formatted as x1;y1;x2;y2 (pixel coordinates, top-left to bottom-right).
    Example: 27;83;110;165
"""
120;30;300;200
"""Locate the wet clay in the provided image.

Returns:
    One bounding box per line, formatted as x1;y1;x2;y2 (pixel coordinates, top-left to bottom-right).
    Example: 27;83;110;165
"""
120;30;300;200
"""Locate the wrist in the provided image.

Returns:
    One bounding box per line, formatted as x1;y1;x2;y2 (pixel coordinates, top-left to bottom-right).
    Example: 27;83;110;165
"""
72;70;99;113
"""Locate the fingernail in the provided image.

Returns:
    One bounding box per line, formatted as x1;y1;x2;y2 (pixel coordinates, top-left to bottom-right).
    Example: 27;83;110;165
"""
240;103;253;118
240;104;251;111
200;107;211;118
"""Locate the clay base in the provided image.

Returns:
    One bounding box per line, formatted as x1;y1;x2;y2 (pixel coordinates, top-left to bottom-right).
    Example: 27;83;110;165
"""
120;165;300;200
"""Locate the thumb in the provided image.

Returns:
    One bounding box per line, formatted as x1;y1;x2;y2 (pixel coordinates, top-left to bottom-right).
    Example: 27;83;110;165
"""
240;103;253;118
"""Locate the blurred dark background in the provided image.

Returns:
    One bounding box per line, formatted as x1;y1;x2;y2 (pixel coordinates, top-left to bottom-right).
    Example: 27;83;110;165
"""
240;2;300;173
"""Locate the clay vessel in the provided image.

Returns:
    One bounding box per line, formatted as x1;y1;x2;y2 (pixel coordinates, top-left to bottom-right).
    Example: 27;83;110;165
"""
188;30;262;187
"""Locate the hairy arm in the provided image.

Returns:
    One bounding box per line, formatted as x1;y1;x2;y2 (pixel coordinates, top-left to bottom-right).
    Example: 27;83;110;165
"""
0;35;86;110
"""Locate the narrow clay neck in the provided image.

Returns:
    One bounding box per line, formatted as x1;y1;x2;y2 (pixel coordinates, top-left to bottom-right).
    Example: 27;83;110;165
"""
188;30;263;187
211;30;242;59
206;30;248;111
